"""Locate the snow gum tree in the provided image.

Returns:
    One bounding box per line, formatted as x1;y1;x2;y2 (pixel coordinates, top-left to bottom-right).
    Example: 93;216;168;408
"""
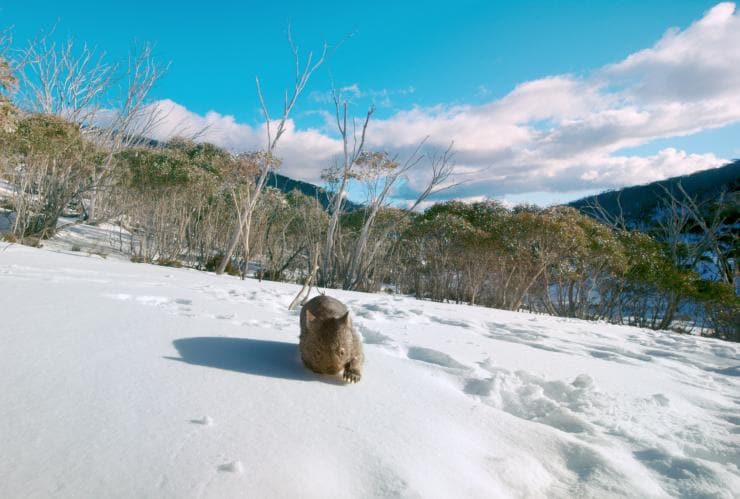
0;32;17;133
12;35;166;223
215;31;327;275
115;139;236;265
3;114;99;241
319;90;455;291
251;188;328;282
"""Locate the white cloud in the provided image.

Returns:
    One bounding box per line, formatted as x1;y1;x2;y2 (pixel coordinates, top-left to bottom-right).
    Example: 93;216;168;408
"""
604;2;740;104
366;3;738;199
309;84;416;108
140;3;738;203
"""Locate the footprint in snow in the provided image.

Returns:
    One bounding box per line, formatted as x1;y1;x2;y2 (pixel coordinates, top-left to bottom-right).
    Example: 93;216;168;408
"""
589;346;652;363
361;302;411;319
430;316;473;328
486;326;564;353
651;394;670;407
710;345;738;360
218;461;243;473
643;349;686;361
105;294;194;317
406;346;467;370
463;370;598;435
356;324;393;346
190;416;213;426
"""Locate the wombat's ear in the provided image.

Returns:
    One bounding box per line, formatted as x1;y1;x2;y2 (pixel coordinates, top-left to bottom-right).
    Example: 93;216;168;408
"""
338;311;351;326
305;309;317;324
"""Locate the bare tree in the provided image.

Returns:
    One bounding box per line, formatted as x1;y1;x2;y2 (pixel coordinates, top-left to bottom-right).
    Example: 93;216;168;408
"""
320;87;373;285
320;118;456;291
13;34;167;222
0;28;14;84
85;43;168;222
342;143;455;290
216;30;326;275
0;28;17;132
289;243;320;310
16;36;113;121
582;192;628;232
658;183;736;286
319;82;457;290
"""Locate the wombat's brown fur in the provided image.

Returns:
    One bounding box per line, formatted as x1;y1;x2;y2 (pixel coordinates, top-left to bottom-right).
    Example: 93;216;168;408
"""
299;295;364;383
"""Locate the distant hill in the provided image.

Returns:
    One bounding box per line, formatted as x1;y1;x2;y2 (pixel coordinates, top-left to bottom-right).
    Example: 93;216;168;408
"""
568;160;740;224
264;171;363;212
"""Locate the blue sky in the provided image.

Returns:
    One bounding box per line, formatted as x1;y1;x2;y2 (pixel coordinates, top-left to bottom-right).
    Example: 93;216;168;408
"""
2;1;738;206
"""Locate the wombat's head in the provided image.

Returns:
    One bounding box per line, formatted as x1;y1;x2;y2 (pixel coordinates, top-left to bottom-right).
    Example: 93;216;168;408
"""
304;309;353;337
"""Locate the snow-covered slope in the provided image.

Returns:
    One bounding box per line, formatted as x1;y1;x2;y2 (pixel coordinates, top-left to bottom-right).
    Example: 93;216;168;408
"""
1;242;738;498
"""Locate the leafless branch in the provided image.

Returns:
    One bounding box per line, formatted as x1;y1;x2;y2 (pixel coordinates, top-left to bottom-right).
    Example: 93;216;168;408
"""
217;29;327;274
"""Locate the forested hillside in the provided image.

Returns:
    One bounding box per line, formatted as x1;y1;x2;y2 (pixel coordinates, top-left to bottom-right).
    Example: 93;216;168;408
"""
569;160;739;225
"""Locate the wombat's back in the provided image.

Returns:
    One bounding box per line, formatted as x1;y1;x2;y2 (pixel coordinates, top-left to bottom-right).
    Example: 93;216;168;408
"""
300;295;347;324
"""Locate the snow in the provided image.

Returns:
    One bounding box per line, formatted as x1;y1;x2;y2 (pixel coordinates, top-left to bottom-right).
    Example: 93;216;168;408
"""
1;238;739;498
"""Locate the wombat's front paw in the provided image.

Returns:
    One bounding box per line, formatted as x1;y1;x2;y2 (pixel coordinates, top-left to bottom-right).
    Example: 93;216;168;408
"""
343;369;361;384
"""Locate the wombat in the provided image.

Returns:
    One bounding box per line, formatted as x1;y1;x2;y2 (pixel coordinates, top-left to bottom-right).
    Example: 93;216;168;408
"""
299;295;364;383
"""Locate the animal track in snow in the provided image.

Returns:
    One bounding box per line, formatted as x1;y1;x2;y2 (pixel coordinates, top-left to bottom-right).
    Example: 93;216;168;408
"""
430;316;474;329
218;461;243;473
406;347;467;370
239;318;291;331
642;349;687;361
710;345;738;360
633;448;722;497
486;325;565;353
356;302;416;320
463;367;598;435
359;454;411;498
190;416;213;426
589;346;652;363
105;293;194;317
357;324;392;345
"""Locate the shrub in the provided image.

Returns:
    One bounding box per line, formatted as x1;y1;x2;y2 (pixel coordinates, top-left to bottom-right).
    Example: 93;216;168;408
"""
205;254;240;276
157;258;183;268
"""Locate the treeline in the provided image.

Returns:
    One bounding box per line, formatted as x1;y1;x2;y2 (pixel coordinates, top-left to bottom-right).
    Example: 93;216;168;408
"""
0;118;322;277
1;113;736;340
393;201;738;340
0;37;737;342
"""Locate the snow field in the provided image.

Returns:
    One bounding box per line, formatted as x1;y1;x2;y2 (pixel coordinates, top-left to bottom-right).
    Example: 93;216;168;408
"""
0;241;738;498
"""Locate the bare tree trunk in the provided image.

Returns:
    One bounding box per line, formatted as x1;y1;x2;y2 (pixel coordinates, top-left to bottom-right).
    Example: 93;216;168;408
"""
511;265;547;312
289;244;320;310
217;31;326;275
321;95;373;286
344;143;455;290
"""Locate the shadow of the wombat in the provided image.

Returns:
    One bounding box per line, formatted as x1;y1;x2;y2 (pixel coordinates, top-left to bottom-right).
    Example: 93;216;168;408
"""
166;337;343;384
